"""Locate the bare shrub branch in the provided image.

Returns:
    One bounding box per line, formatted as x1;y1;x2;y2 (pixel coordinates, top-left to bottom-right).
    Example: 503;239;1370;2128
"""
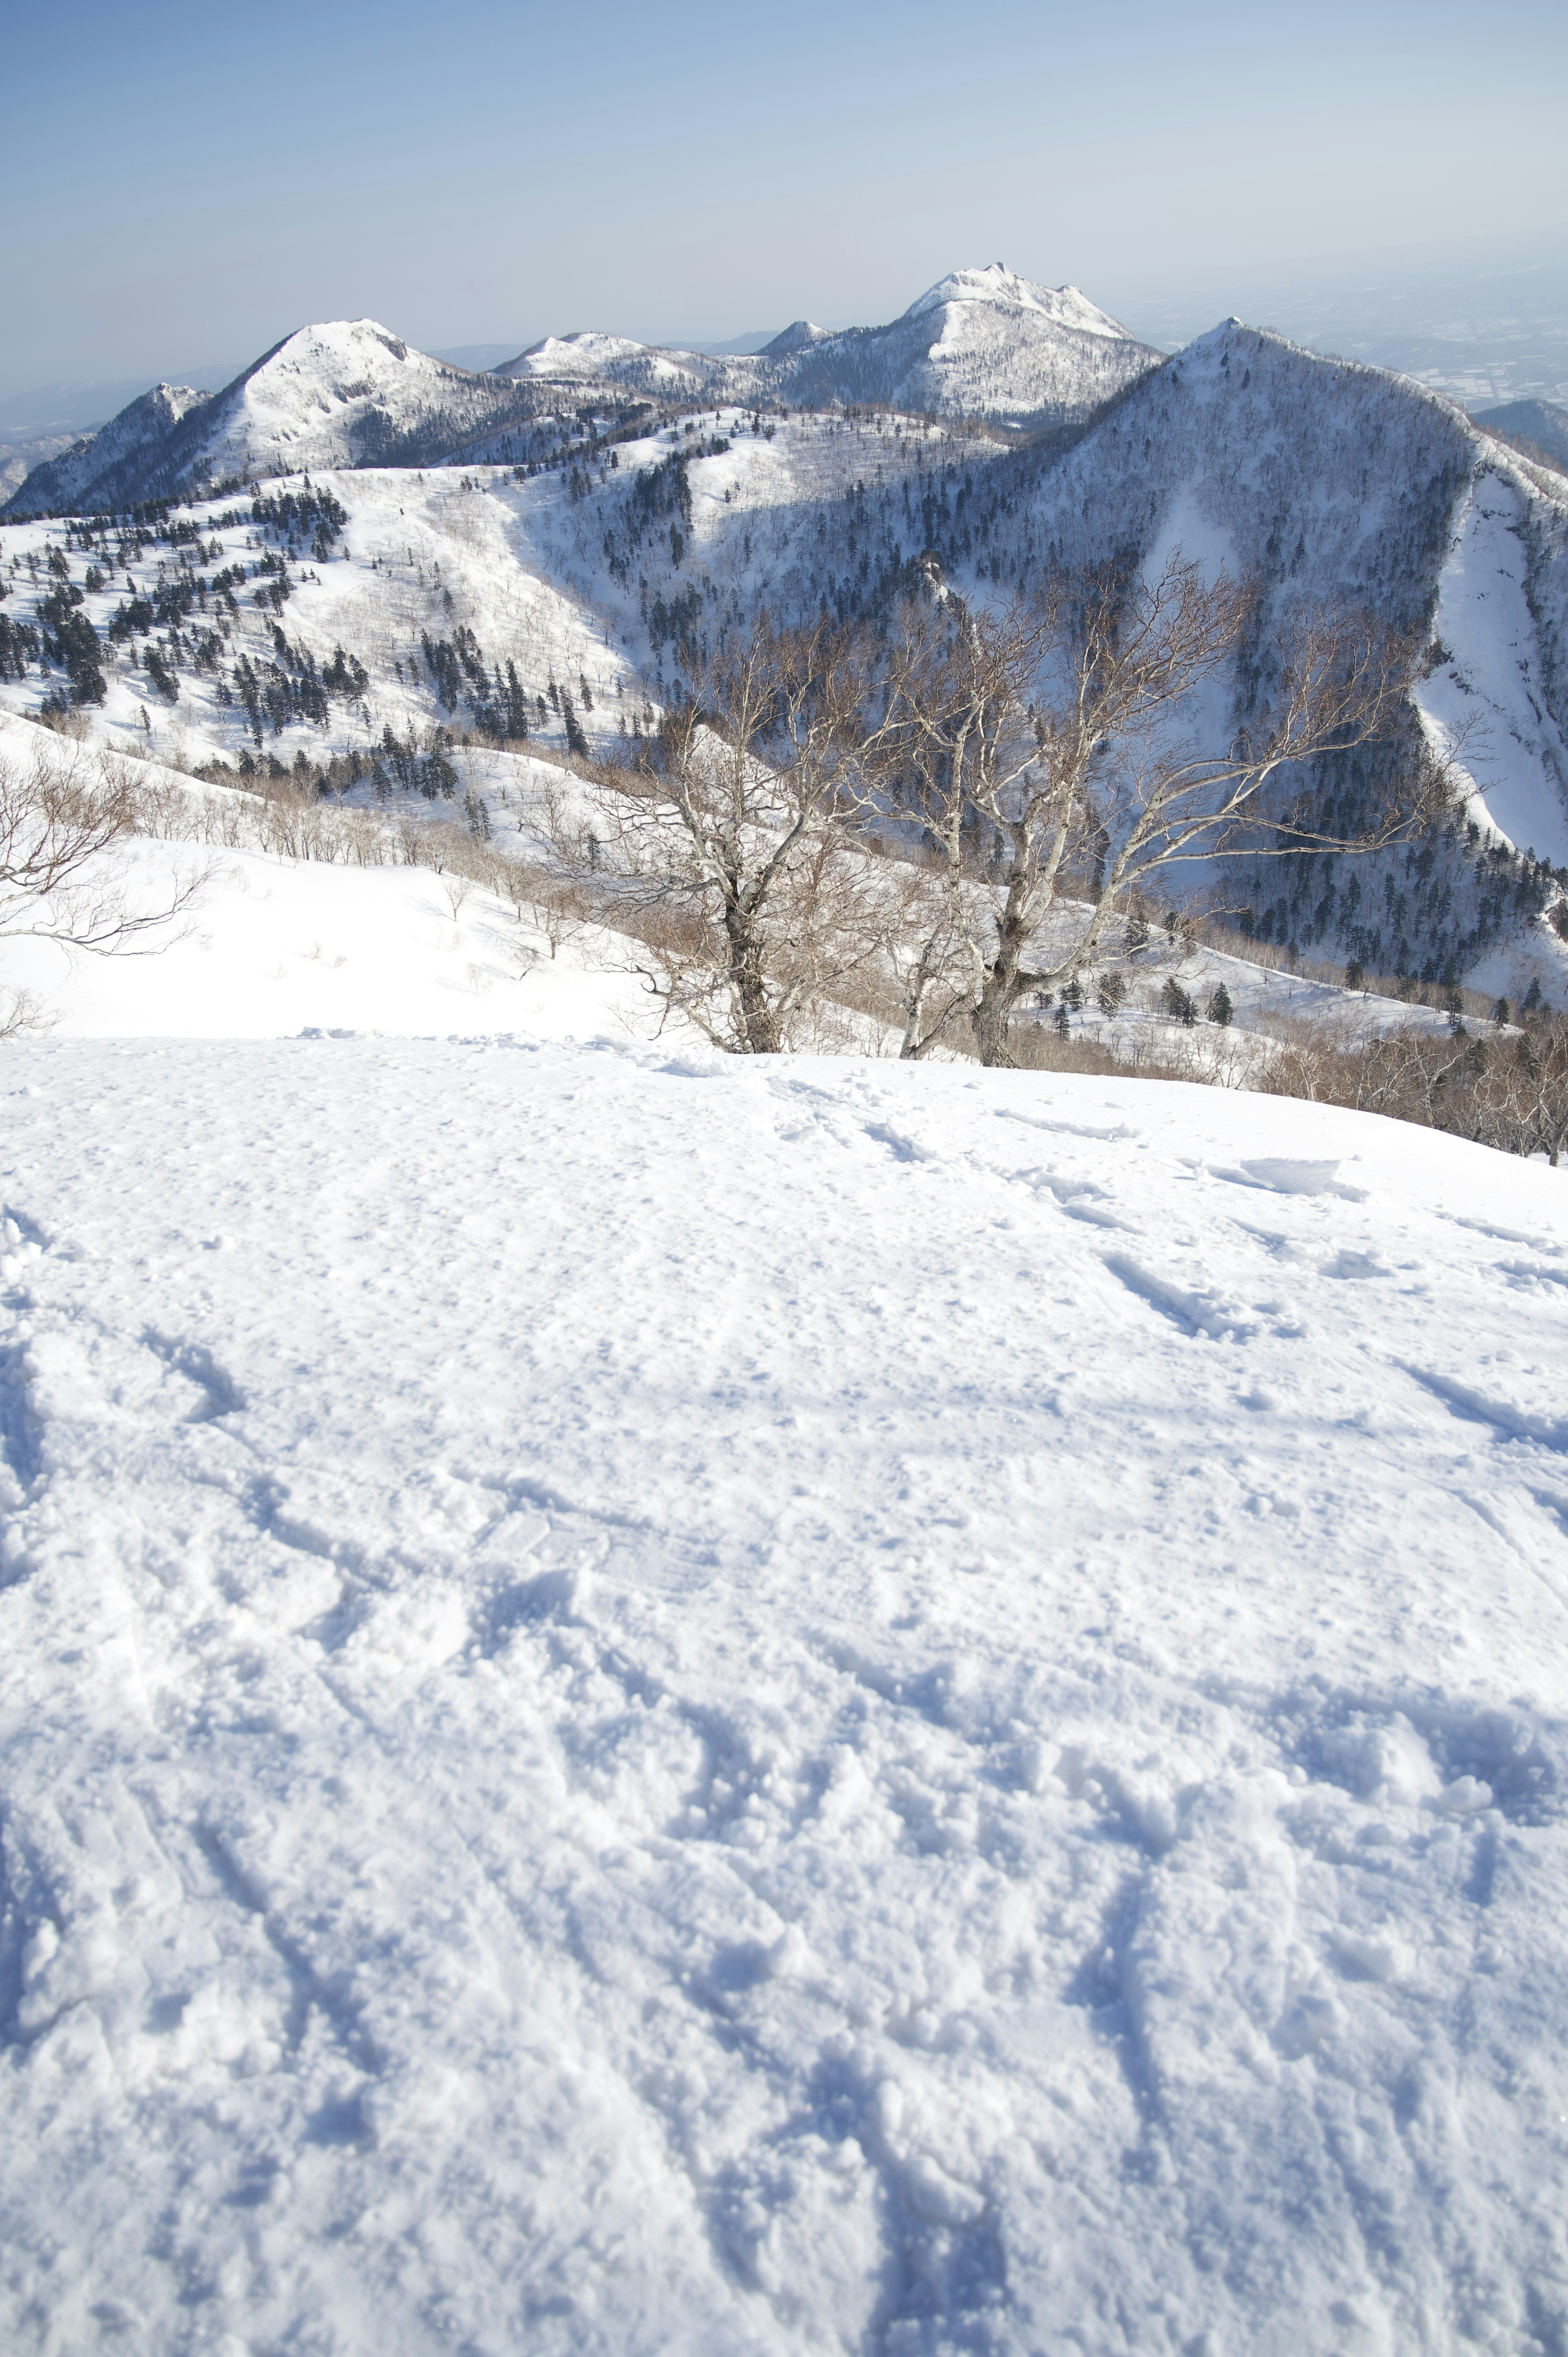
0;744;206;961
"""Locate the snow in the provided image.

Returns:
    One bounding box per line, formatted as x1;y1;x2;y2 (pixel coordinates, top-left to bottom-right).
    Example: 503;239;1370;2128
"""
902;267;1129;343
6;311;1568;1008
7;384;213;517
1414;472;1568;867
492;270;1160;430
0;831;646;1042
3;325;541;514
3;268;1156;519
4;1032;1568;2353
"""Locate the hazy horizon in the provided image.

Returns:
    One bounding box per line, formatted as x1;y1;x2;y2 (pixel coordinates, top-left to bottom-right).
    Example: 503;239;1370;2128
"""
4;0;1564;416
4;232;1566;437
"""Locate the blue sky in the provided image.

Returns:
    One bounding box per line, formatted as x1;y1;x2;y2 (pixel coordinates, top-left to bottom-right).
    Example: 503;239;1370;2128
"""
3;0;1565;396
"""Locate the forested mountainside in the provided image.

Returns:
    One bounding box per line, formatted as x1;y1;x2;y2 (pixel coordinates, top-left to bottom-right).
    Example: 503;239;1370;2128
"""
1474;396;1568;475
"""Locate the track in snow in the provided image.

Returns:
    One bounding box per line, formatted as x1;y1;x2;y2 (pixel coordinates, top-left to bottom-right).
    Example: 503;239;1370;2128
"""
2;1041;1567;2354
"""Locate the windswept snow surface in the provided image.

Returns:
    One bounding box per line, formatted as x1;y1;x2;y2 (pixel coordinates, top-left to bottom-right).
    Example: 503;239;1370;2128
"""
4;1041;1568;2354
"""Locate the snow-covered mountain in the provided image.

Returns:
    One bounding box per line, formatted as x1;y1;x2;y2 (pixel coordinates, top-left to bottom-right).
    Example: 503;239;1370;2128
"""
772;264;1158;425
1475;396;1568;475
498;264;1163;428
5;302;1568;996
0;426;87;502
10;380;214;513
998;324;1568;881
4;272;1159;520
1;324;553;516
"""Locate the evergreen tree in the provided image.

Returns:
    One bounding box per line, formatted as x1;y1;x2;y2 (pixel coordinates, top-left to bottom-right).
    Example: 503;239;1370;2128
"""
1207;983;1233;1027
142;645;178;704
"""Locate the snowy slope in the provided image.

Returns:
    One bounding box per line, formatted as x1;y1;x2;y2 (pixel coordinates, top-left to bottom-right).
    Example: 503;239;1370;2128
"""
0;827;653;1044
1415;471;1568;865
0;417;984;781
3;1038;1567;2354
906;321;1568;973
0;697;1466;1060
0;463;654;777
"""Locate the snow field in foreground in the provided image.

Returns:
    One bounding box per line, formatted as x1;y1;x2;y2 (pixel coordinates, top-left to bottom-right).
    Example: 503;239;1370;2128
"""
2;1043;1568;2355
0;831;651;1043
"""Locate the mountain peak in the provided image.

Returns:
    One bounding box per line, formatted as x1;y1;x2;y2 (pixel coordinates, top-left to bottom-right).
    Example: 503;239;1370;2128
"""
248;320;417;379
904;264;1038;318
762;320;831;357
901;267;1135;343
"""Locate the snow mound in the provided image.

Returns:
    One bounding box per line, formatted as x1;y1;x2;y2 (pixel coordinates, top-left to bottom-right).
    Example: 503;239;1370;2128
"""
3;1042;1567;2353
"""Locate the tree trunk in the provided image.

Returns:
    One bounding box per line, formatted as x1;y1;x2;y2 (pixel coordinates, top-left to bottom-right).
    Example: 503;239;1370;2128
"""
971;919;1030;1068
724;905;782;1054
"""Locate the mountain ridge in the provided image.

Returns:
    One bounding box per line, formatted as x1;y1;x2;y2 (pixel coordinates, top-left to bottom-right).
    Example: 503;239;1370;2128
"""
3;269;1161;517
495;263;1162;429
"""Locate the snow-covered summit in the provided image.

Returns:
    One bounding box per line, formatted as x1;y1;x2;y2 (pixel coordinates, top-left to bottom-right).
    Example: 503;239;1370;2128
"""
157;319;536;489
493;268;1161;429
903;263;1129;341
1005;315;1568;875
499;329;721;398
761;318;831;356
2;322;540;515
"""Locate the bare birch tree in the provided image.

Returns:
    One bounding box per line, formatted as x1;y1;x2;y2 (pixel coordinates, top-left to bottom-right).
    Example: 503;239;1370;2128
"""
581;617;888;1054
880;559;1433;1066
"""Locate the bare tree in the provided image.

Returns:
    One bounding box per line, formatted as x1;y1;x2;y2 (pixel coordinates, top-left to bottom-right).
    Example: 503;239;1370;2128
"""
1261;1010;1568;1164
1;741;205;975
881;559;1432;1066
581;617;887;1054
